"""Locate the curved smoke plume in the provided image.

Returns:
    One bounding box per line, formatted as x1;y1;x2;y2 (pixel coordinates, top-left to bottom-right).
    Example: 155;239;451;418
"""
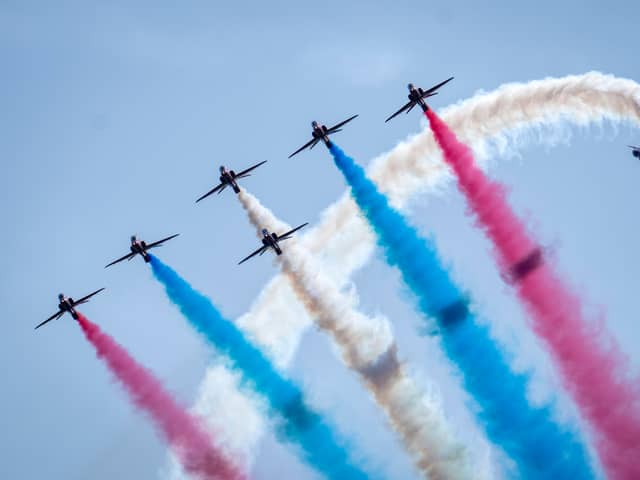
238;190;471;480
173;72;640;476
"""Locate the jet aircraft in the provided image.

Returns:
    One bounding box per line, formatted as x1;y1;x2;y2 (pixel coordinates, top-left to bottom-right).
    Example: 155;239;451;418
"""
105;234;180;267
629;145;640;159
238;223;309;264
35;288;105;329
288;115;358;158
385;77;454;122
196;161;267;202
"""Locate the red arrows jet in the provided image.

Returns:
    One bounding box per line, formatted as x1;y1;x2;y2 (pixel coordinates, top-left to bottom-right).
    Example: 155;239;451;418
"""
385;77;454;122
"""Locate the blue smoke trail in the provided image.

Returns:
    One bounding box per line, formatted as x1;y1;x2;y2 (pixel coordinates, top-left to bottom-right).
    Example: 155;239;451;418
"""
329;143;595;479
149;255;374;480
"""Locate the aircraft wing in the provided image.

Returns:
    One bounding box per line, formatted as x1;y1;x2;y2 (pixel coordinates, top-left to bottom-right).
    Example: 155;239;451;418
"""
385;100;414;123
195;183;226;203
326;114;358;134
105;252;136;268
277;222;309;241
235;160;267;178
34;310;65;330
288;138;318;158
628;145;640;149
423;76;454;95
308;138;320;150
146;233;180;249
238;245;268;265
73;287;106;306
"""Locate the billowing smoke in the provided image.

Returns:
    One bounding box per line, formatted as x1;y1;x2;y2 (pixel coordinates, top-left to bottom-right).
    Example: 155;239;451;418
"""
75;313;244;480
329;143;595;479
176;73;640;477
425;108;640;479
148;256;374;480
238;190;471;480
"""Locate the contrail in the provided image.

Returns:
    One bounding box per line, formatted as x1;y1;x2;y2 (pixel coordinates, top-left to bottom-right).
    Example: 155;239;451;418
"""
425;108;640;479
238;190;471;480
329;142;596;479
148;256;375;480
177;73;640;476
75;313;244;480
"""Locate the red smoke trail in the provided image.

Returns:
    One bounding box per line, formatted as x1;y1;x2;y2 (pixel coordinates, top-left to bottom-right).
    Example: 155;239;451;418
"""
425;109;640;479
76;313;244;480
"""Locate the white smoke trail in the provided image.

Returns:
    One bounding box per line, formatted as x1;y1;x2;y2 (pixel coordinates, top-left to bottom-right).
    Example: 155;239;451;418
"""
171;72;640;478
238;190;471;480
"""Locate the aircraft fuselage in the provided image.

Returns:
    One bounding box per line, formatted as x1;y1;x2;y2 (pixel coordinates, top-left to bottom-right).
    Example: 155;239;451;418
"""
219;168;240;193
408;86;429;112
130;240;150;262
58;297;78;319
312;123;331;146
261;232;283;255
633;149;640;159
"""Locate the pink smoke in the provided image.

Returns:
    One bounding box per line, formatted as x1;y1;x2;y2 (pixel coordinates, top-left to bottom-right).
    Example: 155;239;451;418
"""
76;313;244;480
426;109;640;479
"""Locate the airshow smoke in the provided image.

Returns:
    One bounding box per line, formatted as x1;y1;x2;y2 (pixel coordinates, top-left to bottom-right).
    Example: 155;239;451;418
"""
76;313;244;480
238;190;471;480
177;72;640;477
149;256;374;480
426;108;640;479
330;142;595;479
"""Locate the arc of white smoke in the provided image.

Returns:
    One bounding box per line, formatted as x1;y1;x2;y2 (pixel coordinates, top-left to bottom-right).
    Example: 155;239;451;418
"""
238;190;471;480
172;72;640;478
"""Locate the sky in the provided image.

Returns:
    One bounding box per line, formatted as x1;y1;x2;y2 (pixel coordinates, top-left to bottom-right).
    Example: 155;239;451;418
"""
1;1;639;479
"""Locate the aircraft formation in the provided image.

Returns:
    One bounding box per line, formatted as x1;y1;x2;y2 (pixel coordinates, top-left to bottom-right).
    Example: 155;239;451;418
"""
35;74;638;327
35;78;451;328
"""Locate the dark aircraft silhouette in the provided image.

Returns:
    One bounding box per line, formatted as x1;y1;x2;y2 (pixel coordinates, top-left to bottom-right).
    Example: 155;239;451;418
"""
288;115;358;158
35;288;105;329
238;223;308;264
629;145;640;159
196;161;267;202
385;77;454;123
105;234;180;267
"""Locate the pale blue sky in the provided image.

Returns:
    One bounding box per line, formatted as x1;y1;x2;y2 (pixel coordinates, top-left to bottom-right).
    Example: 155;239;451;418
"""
1;1;638;479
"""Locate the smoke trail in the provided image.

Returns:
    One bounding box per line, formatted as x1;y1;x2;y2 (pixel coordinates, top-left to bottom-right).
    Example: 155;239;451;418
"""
330;143;597;479
237;190;471;480
239;72;640;368
75;313;243;480
180;73;640;477
425;108;640;479
148;256;374;480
